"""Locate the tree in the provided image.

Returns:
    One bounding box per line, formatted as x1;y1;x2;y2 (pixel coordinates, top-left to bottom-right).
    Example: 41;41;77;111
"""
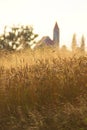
61;45;67;52
71;33;77;52
0;25;38;51
80;35;85;52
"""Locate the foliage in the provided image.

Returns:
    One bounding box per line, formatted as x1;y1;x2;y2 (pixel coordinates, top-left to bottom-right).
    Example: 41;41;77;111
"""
71;33;77;52
80;35;85;52
61;45;67;52
0;25;38;51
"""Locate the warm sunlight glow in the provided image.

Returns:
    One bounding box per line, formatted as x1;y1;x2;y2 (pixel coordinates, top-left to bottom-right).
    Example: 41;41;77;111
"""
0;0;87;48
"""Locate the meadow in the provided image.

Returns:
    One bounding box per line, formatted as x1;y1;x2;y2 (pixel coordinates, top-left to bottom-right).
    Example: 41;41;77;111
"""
0;48;87;130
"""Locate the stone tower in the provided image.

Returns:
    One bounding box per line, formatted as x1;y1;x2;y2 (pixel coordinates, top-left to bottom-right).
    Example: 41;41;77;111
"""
53;22;59;47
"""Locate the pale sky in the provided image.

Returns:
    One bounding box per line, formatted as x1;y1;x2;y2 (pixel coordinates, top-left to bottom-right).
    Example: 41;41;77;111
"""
0;0;87;48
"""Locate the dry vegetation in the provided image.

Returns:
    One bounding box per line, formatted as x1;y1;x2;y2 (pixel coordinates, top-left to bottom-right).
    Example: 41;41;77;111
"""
0;48;87;130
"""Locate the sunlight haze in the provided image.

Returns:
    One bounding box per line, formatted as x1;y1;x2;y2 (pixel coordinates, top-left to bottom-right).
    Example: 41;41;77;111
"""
0;0;87;48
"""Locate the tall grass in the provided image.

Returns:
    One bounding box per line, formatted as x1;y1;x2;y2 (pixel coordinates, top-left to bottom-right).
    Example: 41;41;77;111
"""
0;48;87;130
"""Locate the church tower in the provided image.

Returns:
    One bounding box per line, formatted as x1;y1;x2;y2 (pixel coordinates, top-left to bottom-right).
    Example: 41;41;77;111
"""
53;22;59;47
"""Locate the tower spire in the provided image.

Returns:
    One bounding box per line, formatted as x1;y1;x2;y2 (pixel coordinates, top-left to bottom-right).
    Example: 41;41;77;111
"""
53;22;59;47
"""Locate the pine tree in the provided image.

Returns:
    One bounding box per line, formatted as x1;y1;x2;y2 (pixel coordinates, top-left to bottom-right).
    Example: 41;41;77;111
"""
71;33;77;52
80;35;85;52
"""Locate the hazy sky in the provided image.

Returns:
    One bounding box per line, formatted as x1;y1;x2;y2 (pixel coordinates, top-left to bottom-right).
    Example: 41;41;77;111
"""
0;0;87;48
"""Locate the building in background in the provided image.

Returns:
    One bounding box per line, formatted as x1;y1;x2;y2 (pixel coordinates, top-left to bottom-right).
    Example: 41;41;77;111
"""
34;22;60;49
53;22;60;47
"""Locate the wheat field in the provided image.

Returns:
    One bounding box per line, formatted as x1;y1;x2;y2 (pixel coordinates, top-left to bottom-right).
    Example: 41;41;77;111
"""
0;48;87;130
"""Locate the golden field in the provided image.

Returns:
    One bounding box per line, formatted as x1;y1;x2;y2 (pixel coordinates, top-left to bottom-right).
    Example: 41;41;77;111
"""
0;48;87;130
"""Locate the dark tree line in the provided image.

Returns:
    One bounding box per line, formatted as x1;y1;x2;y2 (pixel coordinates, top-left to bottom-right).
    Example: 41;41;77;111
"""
0;25;38;51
